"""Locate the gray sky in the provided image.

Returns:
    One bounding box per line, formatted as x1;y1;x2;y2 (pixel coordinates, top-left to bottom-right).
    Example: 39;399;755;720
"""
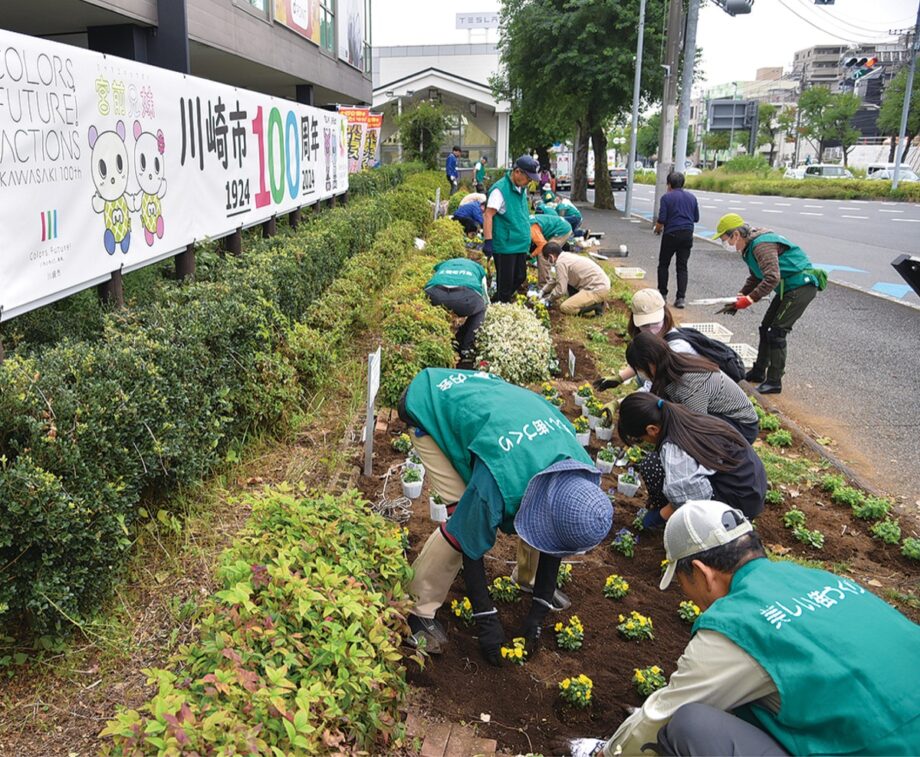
373;0;917;88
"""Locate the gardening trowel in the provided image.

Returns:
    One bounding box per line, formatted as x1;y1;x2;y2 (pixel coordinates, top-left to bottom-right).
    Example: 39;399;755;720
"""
685;297;737;306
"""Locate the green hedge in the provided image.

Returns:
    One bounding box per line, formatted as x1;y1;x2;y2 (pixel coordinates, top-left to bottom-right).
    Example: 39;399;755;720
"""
0;176;438;637
632;169;920;202
347;161;426;197
100;489;412;754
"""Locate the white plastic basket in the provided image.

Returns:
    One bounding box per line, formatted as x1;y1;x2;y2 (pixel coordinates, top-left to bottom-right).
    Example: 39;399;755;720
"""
614;266;646;280
681;322;734;344
728;342;758;369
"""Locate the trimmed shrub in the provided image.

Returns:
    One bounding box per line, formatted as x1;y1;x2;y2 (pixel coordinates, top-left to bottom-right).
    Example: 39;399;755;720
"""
101;489;412;755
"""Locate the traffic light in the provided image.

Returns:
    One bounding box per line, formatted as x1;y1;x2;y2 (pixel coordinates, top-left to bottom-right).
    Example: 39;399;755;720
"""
843;56;882;81
814;1;835;5
720;0;753;15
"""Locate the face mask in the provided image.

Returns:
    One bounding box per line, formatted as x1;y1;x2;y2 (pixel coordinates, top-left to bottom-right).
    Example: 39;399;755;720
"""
636;371;651;383
641;321;665;335
721;237;736;252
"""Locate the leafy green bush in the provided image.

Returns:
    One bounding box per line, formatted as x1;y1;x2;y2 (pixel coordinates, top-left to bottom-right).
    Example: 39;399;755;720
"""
901;537;920;562
101;489;412;754
782;508;806;529
348;162;426;197
851;496;891;521
870;518;901;545
766;429;793;448
793;526;825;549
720;155;772;176
820;473;846;493
831;485;865;508
760;414;781;432
765;489;784;506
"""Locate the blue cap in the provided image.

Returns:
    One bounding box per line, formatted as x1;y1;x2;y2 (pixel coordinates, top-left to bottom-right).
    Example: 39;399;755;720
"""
514;154;541;182
514;459;613;557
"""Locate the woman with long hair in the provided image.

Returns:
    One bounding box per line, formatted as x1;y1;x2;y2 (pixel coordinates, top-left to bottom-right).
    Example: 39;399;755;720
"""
593;289;697;392
617;392;767;524
625;331;759;443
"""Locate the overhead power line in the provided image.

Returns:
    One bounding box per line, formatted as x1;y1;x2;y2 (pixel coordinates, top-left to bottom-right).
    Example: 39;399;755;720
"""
795;0;906;38
776;0;864;43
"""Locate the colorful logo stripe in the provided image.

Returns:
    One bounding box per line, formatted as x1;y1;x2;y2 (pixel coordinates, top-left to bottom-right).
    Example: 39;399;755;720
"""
41;210;58;241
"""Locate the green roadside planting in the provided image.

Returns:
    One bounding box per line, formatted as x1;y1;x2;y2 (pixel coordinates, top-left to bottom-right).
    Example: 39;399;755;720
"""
0;166;447;641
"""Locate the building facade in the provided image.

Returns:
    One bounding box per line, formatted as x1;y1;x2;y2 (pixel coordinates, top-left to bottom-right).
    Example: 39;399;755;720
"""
372;43;511;171
0;0;372;106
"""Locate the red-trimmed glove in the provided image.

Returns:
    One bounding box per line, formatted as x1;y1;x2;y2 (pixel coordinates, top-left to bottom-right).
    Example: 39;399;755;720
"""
734;295;754;310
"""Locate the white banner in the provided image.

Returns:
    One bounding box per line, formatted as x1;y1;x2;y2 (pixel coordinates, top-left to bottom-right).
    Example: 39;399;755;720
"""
0;28;348;322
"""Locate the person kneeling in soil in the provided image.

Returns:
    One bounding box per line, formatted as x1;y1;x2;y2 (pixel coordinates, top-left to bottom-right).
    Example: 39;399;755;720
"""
615;392;766;529
398;368;613;664
424;257;489;364
451;198;485;236
559;500;920;757
540;243;611;317
531;214;574;287
625;331;759;443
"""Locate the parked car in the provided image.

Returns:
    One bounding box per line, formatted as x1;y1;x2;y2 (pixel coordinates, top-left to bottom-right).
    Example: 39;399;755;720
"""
865;167;920;183
784;164;853;180
866;162;897;176
684;167;702;176
609;167;628;190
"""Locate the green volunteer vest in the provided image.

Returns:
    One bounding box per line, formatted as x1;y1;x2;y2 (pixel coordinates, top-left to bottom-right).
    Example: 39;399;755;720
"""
425;258;487;297
535;202;559;216
694;559;920;755
404;368;592;511
491;174;532;254
743;232;819;298
475;163;486;183
533;214;572;239
557;200;582;221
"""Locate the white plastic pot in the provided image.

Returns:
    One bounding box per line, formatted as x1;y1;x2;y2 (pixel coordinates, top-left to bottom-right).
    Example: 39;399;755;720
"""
576;430;591;447
596;458;615;474
429;497;448;522
617;474;641;498
595;425;614;441
405;458;425;476
587;414;601;430
581;404;591;417
402;478;424;499
573;394;588;408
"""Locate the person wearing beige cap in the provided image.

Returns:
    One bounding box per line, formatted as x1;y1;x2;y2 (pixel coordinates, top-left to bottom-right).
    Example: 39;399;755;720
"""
558;500;920;757
540;243;611;316
592;289;698;392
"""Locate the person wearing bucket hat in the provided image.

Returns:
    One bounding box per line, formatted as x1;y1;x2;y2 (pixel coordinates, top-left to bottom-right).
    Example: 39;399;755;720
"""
560;500;920;756
397;368;612;665
484;155;542;302
713;213;826;395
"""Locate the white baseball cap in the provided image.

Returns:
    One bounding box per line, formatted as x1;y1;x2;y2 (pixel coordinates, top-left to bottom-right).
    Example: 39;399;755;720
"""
660;500;753;590
631;288;666;327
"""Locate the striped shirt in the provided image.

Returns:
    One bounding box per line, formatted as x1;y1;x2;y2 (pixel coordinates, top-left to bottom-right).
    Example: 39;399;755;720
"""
664;371;758;429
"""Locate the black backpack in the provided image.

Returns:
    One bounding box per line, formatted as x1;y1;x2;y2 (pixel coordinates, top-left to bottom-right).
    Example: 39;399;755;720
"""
665;327;746;382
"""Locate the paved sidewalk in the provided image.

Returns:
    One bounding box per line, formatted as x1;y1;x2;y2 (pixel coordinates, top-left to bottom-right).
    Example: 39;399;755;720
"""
577;203;920;506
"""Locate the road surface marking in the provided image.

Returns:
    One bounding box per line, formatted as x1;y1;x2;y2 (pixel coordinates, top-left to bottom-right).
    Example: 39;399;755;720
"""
878;209;903;213
634;197;651;201
849;200;867;203
804;204;822;208
872;282;914;298
749;201;763;204
712;198;723;202
891;218;920;223
762;209;782;213
814;263;868;273
838;207;859;211
702;204;718;209
775;202;791;206
841;215;868;219
800;212;823;216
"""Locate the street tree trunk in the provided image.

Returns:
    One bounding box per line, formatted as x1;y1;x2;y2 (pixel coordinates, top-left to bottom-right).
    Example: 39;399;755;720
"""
592;127;614;209
901;133;916;161
535;144;551;170
767;142;776;166
572;120;589;201
888;136;897;162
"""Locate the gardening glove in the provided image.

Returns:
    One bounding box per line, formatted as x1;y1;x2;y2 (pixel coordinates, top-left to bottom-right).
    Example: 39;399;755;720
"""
601;400;618;426
474;611;506;666
518;553;560;660
640;507;666;531
482;238;494;258
593;376;622;391
462;553;506;666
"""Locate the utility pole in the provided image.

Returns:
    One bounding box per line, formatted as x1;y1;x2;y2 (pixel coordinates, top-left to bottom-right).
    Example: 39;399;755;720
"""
674;0;701;173
624;0;648;218
653;0;685;222
893;0;920;191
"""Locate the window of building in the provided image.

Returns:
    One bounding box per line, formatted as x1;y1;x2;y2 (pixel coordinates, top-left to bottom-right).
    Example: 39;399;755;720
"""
239;0;268;15
319;0;335;53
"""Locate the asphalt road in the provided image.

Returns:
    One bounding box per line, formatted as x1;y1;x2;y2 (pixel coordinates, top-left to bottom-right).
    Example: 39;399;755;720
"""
588;185;920;306
575;203;920;506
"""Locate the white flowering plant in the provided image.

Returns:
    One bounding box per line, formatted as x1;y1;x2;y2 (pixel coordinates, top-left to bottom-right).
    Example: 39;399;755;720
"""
474;304;552;386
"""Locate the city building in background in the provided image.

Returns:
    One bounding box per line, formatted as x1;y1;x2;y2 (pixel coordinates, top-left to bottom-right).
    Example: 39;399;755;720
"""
371;43;511;171
0;0;372;106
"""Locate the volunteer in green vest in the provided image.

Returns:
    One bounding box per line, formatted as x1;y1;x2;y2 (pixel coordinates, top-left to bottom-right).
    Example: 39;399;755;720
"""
484;155;542;302
531;213;574;286
713;214;825;395
424;258;489;361
563;500;920;757
397;368;613;664
474;155;488;193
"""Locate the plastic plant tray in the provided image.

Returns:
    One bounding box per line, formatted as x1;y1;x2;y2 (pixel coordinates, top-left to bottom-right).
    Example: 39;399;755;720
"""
613;266;646;279
728;342;758;369
681;322;734;344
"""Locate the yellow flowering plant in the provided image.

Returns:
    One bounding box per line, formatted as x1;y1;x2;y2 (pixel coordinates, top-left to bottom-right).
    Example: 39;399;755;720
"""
576;383;595;399
603;574;630;600
633;665;667;697
500;637;527;665
489;576;522;603
541;381;559;398
617;610;654;641
678;600;701;624
559;674;593;709
556;562;573;588
660;558;669;575
450;596;473;626
554;615;585;651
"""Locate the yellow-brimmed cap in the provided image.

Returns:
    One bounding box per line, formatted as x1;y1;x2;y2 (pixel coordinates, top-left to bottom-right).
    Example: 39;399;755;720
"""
712;213;745;239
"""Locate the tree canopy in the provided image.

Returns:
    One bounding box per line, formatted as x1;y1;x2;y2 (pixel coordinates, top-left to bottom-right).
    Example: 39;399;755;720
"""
798;88;861;165
396;101;451;169
878;66;920;161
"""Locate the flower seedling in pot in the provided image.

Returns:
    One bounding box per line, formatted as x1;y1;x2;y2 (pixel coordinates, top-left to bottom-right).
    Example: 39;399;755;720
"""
391;433;412;453
401;467;423;499
596;445;616;474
